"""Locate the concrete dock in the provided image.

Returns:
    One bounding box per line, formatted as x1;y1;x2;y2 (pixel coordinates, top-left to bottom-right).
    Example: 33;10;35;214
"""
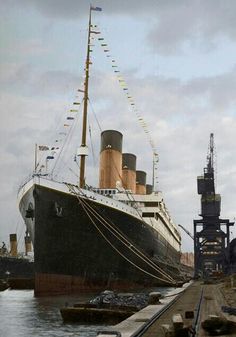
97;277;236;337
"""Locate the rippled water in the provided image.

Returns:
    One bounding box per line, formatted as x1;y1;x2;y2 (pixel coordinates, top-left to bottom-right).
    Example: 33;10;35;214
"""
0;287;174;337
0;290;105;337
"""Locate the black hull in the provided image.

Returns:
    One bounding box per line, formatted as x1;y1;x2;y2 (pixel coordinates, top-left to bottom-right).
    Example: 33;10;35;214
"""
0;256;34;279
19;183;181;296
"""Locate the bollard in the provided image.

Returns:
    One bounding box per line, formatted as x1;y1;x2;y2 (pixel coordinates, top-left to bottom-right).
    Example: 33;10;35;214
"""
148;292;162;304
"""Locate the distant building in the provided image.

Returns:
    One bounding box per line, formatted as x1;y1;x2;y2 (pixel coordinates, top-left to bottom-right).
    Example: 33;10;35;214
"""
181;252;194;267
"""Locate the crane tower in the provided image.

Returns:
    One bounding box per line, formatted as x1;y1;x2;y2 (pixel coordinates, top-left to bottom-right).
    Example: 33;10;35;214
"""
193;133;234;277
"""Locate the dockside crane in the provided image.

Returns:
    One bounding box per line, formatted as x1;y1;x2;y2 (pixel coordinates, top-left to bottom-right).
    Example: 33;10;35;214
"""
178;224;194;240
193;133;234;278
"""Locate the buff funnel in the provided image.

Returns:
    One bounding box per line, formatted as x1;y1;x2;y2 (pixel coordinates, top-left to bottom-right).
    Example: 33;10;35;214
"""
122;153;136;193
136;170;147;194
99;130;123;189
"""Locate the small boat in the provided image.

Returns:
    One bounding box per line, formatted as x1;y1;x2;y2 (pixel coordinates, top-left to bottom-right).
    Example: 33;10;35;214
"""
0;279;9;291
60;290;147;324
60;303;137;324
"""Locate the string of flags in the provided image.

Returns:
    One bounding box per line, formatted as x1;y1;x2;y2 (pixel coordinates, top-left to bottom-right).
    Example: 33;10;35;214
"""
94;26;158;159
36;11;101;172
38;145;49;151
91;6;102;12
37;91;84;166
36;7;159;181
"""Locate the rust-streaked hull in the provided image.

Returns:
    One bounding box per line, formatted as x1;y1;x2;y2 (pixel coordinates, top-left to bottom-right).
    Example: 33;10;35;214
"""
19;180;181;296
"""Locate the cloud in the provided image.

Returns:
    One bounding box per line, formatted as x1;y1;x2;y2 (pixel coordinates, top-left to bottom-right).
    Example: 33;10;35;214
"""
2;60;236;250
1;1;236;253
3;0;236;55
146;0;236;54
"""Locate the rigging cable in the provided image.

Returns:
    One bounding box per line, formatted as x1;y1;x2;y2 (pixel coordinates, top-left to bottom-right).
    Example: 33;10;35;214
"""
72;195;174;283
51;98;83;177
66;183;176;284
88;98;102;132
88;118;97;167
95;28;159;168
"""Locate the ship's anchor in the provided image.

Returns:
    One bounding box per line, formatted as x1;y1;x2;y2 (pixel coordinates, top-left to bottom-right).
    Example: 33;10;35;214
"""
54;202;63;217
25;202;34;220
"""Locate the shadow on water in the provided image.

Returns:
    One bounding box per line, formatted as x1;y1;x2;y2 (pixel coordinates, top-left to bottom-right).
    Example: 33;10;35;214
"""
0;287;176;337
0;290;105;337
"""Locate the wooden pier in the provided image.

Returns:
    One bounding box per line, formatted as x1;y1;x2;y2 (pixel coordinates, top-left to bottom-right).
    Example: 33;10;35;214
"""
97;276;236;337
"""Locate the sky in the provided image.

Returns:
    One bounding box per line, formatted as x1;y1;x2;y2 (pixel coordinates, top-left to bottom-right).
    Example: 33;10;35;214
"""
1;0;236;252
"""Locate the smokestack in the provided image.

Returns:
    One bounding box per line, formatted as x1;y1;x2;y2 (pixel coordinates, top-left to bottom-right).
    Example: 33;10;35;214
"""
10;233;17;257
146;184;153;195
136;170;146;194
99;130;123;189
122;153;136;193
25;236;32;256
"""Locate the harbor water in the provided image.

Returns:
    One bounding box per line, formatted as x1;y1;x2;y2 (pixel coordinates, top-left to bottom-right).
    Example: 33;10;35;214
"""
0;287;173;337
0;289;104;337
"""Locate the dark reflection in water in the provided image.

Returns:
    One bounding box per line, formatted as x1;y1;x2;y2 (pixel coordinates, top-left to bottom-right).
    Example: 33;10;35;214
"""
0;287;174;337
0;290;104;337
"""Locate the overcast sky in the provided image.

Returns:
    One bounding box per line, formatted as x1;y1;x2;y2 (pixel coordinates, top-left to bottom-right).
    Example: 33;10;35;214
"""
1;0;236;252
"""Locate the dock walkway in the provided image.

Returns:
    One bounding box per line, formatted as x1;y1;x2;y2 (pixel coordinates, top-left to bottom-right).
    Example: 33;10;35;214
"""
97;280;236;337
139;281;202;337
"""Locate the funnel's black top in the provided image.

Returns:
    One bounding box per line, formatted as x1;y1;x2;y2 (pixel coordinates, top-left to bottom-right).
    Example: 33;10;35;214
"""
122;153;136;171
100;130;123;152
136;170;146;185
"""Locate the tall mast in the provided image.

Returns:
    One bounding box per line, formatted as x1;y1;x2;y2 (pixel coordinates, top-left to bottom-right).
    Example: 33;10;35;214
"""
79;7;92;188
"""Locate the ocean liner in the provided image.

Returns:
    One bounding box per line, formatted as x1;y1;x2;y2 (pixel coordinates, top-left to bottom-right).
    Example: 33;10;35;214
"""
18;6;182;296
0;235;34;280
